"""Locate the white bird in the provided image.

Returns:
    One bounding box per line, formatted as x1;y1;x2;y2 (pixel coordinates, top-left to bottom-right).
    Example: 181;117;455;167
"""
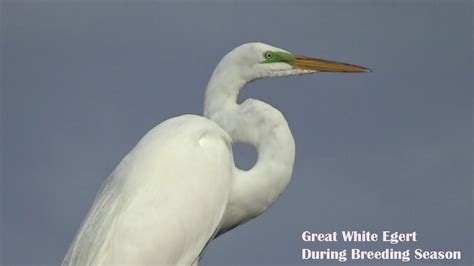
63;42;369;265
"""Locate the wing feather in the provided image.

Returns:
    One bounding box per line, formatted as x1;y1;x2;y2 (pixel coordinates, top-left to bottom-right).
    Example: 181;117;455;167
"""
63;115;233;265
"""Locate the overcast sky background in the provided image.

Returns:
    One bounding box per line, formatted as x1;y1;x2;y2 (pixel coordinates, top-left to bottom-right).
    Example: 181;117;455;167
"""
1;1;472;265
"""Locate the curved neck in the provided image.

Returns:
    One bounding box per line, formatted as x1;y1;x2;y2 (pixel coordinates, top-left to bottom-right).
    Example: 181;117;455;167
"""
204;64;243;117
204;68;295;233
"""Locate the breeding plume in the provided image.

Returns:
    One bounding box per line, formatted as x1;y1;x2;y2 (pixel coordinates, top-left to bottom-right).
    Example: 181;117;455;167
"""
63;42;369;265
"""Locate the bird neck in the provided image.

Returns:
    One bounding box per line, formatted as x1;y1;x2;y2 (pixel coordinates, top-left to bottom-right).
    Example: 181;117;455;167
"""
204;64;244;117
204;68;295;233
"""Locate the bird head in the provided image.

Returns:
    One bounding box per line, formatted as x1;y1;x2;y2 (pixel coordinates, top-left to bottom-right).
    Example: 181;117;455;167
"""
220;42;370;81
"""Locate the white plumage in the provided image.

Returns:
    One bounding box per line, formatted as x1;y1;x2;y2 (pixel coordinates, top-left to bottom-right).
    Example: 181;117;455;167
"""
63;42;369;265
64;115;233;265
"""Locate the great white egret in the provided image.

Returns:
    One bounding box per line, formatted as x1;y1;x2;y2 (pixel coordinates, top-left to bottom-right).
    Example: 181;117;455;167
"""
63;42;369;265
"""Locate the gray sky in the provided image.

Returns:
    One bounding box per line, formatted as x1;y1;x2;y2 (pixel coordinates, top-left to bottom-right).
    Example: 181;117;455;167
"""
1;1;472;265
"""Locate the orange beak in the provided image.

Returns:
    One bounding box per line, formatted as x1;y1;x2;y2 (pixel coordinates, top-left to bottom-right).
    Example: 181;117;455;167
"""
292;56;371;73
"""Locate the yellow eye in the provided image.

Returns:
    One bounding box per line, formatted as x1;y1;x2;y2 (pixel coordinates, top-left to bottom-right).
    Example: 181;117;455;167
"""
264;52;273;59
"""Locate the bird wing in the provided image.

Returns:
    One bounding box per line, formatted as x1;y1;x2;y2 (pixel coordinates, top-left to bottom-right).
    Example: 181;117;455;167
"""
63;115;233;265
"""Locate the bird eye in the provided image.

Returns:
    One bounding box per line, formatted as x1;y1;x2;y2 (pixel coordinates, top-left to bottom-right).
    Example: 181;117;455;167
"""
264;52;273;59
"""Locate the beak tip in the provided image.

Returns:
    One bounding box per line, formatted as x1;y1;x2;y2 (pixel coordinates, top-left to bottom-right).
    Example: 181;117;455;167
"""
361;67;372;73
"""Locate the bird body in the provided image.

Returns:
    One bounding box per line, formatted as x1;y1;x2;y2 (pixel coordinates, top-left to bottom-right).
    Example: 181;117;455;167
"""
64;115;233;265
63;42;369;265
